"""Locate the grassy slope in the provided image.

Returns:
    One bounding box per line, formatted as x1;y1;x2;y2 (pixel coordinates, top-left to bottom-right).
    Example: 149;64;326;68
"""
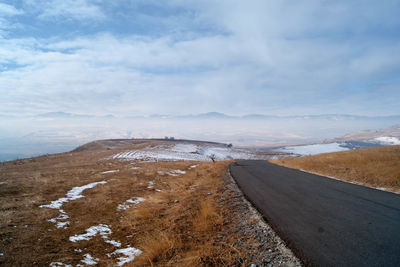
271;145;400;193
0;142;266;266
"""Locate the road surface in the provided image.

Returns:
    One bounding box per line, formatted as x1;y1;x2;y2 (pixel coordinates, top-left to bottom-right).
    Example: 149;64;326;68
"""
230;160;400;267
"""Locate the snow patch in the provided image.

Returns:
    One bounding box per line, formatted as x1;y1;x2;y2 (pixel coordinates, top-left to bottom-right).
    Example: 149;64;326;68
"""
67;224;143;265
147;181;154;189
56;221;69;228
105;239;122;247
40;181;107;228
276;143;349;156
169;170;186;175
0;182;6;185
101;170;119;174
111;144;259;162
117;197;145;211
171;144;198;153
188;164;199;169
50;262;72;267
373;136;400;145
158;169;186;176
112;246;142;266
40;181;108;210
81;254;99;265
130;167;141;170
69;224;112;242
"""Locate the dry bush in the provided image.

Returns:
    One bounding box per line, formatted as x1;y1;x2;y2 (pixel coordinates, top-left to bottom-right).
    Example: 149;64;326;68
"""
271;145;400;192
193;200;223;232
135;231;182;266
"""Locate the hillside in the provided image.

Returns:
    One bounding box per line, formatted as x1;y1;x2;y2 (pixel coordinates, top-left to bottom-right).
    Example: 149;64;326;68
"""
332;124;400;142
271;145;400;193
0;140;299;266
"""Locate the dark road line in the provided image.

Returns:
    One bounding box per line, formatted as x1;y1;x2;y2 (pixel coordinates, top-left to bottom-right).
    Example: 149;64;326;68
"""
229;160;400;267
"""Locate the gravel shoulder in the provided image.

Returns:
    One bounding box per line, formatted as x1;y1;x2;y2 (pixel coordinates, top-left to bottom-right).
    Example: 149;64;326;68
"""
219;166;302;267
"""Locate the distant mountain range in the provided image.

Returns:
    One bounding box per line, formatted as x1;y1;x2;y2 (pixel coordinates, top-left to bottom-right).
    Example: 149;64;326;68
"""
30;111;400;121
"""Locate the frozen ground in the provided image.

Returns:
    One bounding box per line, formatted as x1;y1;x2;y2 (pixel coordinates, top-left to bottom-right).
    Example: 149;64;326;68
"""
111;144;261;162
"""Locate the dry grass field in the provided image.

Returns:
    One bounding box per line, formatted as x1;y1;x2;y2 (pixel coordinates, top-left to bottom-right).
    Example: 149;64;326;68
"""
0;140;298;266
271;145;400;193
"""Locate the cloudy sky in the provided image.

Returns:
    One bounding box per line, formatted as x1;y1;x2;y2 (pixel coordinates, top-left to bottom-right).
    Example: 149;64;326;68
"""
1;0;400;117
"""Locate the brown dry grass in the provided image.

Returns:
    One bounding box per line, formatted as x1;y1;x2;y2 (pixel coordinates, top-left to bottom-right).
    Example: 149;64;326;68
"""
0;142;250;266
271;145;400;193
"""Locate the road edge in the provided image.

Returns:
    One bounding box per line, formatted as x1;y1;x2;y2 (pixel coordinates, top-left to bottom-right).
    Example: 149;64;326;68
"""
225;163;302;266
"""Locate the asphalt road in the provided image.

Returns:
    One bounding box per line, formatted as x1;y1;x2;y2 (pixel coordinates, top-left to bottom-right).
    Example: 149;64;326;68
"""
230;160;400;267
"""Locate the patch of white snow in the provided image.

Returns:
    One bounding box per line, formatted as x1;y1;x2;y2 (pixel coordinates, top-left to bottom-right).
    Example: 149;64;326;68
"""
110;144;260;162
56;221;69;228
117;197;145;211
81;254;99;265
105;239;122;247
147;181;154;189
112;246;142;266
40;181;107;228
276;143;349;156
41;181;108;210
101;170;119;174
50;262;72;267
69;224;112;242
188;164;199;169
169;170;186;175
171;144;198;153
373;136;400;145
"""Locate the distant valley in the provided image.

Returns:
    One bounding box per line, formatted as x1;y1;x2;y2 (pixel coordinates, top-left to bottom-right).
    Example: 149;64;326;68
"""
0;112;399;161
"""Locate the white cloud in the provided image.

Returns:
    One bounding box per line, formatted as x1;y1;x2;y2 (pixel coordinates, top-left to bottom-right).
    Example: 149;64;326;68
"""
0;3;23;16
0;3;23;34
0;0;399;116
26;0;104;21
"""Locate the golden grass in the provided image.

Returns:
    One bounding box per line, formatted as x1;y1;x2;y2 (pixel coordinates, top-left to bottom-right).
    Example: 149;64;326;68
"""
271;145;400;193
130;161;241;266
0;143;249;266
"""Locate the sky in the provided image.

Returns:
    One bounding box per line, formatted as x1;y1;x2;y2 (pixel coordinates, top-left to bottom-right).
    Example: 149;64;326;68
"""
1;0;400;117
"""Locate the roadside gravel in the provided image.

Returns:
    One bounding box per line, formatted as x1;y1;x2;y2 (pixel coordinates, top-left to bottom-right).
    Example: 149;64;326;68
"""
217;168;302;267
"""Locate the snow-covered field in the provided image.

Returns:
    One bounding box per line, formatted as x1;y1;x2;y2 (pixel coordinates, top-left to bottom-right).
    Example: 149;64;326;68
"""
276;136;400;156
373;136;400;145
111;144;261;161
276;142;350;156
